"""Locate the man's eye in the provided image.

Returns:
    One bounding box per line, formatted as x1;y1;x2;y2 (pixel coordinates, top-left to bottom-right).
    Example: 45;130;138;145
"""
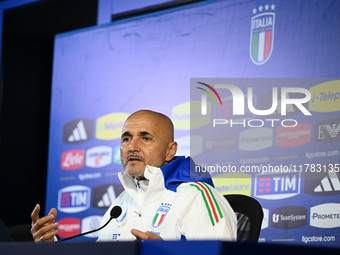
122;137;130;142
143;137;151;141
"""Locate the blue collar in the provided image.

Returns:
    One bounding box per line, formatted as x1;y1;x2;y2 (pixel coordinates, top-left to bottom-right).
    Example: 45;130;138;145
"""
160;156;214;192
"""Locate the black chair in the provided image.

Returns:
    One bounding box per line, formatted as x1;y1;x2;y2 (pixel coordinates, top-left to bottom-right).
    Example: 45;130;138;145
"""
0;218;13;242
8;224;33;242
224;194;263;242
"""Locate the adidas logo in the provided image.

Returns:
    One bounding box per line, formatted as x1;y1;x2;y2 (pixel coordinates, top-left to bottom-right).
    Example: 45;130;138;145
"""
92;184;124;209
314;171;340;192
63;119;93;143
68;121;87;142
97;185;116;207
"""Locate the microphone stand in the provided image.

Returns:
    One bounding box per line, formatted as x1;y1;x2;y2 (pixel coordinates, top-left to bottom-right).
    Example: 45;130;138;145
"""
58;206;122;242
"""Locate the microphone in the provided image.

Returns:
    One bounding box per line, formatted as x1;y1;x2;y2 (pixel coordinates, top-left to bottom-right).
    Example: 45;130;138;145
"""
58;205;122;242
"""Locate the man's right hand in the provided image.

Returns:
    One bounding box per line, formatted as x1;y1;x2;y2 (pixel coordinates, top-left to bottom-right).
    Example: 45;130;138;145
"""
31;204;59;243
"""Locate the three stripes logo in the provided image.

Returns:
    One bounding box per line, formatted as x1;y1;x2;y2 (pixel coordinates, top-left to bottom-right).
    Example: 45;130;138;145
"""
97;185;116;208
314;171;340;193
196;82;223;115
190;182;223;226
92;184;124;209
305;171;340;196
63;119;93;143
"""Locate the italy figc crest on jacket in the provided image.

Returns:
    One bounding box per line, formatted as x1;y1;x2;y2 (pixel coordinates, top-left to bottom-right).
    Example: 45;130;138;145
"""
250;4;276;65
152;203;171;228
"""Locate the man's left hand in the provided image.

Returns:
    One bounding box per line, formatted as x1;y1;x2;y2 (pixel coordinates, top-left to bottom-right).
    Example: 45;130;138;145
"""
131;229;163;240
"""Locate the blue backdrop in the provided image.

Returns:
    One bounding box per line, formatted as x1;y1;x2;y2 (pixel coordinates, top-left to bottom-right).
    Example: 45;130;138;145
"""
46;0;340;247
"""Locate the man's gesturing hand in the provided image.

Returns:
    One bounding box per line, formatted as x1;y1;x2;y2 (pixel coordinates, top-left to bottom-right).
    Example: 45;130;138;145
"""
31;204;58;243
131;229;163;241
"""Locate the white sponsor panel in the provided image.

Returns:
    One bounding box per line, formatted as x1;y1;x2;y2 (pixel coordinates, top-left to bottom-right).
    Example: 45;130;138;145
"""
261;208;269;229
254;172;301;200
239;128;273;151
58;185;91;213
82;216;103;238
86;146;112;168
310;203;340;228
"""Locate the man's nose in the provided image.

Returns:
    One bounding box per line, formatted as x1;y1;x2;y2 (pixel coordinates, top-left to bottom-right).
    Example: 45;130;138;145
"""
128;138;140;152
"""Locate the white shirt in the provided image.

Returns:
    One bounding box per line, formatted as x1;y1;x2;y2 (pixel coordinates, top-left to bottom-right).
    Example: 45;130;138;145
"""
97;165;237;241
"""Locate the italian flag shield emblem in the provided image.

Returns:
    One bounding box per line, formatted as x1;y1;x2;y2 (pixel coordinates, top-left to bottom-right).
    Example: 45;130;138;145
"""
250;12;275;65
152;204;171;228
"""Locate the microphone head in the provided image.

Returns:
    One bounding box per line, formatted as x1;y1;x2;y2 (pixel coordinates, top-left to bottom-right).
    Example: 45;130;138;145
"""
110;205;122;219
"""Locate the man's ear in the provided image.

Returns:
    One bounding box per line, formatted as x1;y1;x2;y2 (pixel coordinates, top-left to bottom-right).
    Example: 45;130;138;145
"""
165;141;177;162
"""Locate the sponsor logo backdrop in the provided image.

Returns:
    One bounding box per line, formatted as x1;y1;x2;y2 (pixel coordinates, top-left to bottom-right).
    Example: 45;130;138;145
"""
46;0;340;246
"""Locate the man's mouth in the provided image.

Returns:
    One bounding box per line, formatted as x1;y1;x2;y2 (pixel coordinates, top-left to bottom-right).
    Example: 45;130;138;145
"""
127;155;144;163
